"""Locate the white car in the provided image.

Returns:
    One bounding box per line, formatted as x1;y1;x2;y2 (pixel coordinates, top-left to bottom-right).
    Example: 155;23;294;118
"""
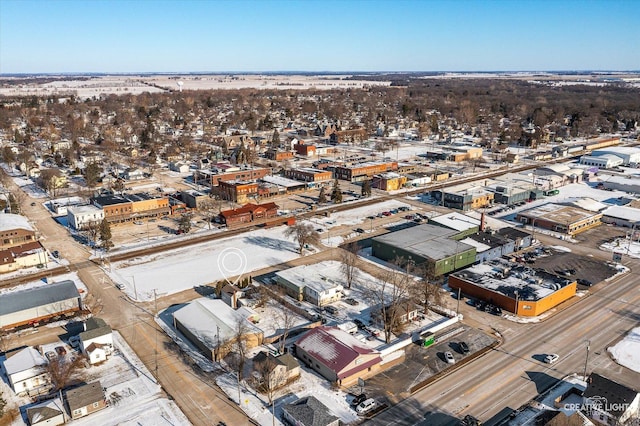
444;351;456;364
356;398;376;415
544;353;559;364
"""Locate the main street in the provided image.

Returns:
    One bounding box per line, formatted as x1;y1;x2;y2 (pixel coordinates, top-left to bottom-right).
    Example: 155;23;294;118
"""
369;256;640;425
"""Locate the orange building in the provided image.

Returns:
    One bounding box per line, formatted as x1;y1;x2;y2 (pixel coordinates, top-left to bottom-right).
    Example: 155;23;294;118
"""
91;193;170;223
448;260;576;317
284;168;333;183
372;173;407;191
215;181;259;203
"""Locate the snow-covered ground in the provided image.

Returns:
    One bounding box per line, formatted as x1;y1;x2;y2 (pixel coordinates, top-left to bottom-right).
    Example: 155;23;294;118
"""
608;326;640;373
1;332;190;426
307;200;412;230
0;271;87;297
107;226;301;302
601;238;640;259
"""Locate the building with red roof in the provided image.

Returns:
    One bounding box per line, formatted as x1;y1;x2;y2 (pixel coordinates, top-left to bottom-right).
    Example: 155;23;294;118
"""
219;202;279;226
294;326;382;386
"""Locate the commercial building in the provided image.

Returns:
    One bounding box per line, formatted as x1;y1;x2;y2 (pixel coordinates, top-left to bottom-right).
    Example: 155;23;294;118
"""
275;262;344;306
0;280;81;330
173;298;263;361
580;154;624;168
587;146;640;166
91;193;170;224
295;326;382;386
261;175;307;193
67;205;105;230
430;183;494;211
371;172;407;191
334;161;398;182
0;213;36;250
516;203;602;236
265;149;294;161
284;168;333;185
599;175;640;194
371;224;476;276
180;190;209;209
601;205;640;227
214;180;258;203
219;202;279;226
204;164;271;187
449;259;577;316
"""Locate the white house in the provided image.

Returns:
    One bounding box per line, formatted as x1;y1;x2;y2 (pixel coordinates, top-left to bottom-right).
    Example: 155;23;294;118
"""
169;161;190;173
67;205;105;230
79;317;113;354
25;397;66;426
122;168;145;181
85;342;108;365
3;346;50;396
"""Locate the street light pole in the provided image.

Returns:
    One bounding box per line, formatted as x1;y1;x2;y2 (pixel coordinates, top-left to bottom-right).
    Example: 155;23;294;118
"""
583;340;591;380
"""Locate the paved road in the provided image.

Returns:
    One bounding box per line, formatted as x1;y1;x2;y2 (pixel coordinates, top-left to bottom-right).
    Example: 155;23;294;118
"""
369;259;640;426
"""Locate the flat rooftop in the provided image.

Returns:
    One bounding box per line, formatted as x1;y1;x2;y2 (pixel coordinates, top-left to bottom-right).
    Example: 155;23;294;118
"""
517;203;600;223
275;261;344;293
373;223;475;260
453;260;572;301
430;212;480;232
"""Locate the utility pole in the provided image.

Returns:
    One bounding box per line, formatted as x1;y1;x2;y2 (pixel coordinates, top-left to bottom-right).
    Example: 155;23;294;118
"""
456;287;461;315
154;289;158;379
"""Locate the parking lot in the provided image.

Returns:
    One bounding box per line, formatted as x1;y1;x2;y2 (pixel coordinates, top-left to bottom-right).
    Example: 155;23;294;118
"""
347;326;497;405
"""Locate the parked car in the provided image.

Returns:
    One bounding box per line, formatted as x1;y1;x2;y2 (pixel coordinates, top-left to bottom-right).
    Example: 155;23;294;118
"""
344;298;359;306
459;341;470;353
461;414;482;426
51;250;59;258
577;278;593;286
353;319;366;329
115;283;125;290
355;228;365;234
444;351;455;364
69;335;81;348
489;306;502;316
30;202;36;206
351;393;368;407
356;398;377;415
544;353;559;364
324;305;339;315
55;346;67;356
45;351;57;361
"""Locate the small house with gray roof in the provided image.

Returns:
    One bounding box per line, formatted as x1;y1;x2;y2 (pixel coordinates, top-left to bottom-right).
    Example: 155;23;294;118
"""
282;396;339;426
65;381;106;419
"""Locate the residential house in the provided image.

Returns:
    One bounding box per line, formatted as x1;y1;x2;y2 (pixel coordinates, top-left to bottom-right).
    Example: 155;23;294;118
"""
122;168;145;181
26;397;66;426
85;342;108;365
0;241;49;274
294;326;382;386
252;351;301;389
65;381;107;419
79;317;113;354
3;346;50;396
169;161;190;173
282;396;339;426
583;373;640;426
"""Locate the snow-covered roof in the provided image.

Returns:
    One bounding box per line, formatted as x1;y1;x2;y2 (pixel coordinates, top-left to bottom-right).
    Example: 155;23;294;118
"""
459;237;491;253
275;261;345;293
3;346;47;375
518;203;600;223
26;397;64;424
430;212;480;232
602;205;640;223
173;298;262;349
0;213;34;232
295;326;380;375
564;197;609;212
261;175;306;188
453;260;572;301
68;204;103;215
0;280;80;318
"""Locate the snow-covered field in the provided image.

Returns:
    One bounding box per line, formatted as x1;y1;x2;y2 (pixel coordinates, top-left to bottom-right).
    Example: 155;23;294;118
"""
107;226;301;302
608;326;640;373
1;332;190;426
0;271;87;297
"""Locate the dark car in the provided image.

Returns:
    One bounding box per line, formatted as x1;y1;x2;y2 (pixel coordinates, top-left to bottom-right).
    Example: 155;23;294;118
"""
490;306;502;316
344;298;359;306
51;250;59;258
355;228;365;234
353;319;366;329
30;202;37;206
459;341;470;353
476;301;487;311
351;393;368;407
55;346;67;356
577;278;593;286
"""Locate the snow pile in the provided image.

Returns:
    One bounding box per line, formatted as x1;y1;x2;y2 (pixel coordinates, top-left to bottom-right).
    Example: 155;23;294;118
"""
608;327;640;373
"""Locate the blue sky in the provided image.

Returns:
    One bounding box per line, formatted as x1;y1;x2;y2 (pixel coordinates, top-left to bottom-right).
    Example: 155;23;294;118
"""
1;0;638;73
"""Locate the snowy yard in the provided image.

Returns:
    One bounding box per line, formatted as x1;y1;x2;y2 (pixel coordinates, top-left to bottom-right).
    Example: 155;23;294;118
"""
608;326;640;373
307;200;413;229
1;332;190;426
107;226;301;302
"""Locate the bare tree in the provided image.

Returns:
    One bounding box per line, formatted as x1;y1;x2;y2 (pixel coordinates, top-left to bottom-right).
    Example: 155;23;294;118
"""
340;242;360;289
83;293;103;315
362;258;413;343
199;197;221;230
409;264;445;314
252;353;289;426
284;223;321;254
270;294;297;354
225;317;250;403
46;355;87;391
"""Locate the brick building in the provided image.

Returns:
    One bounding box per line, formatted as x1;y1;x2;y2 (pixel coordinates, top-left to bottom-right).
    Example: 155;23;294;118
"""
334;161;398;182
91;193;170;223
219;202;279;226
284;168;333;184
214;181;259;203
0;214;36;250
